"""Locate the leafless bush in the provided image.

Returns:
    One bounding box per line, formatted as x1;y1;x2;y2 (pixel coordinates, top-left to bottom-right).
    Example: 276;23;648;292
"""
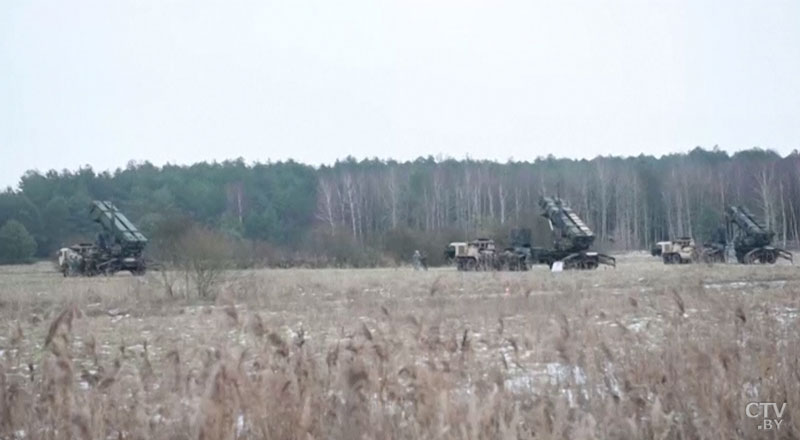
178;226;231;299
148;218;233;299
1;254;799;439
147;215;190;298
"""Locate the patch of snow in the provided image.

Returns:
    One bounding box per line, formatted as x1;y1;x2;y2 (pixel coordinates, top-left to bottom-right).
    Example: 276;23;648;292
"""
603;361;622;397
704;279;788;291
236;414;246;437
504;371;537;394
573;365;586;385
565;389;576;407
626;318;648;332
544;362;586;386
744;382;759;400
774;307;798;326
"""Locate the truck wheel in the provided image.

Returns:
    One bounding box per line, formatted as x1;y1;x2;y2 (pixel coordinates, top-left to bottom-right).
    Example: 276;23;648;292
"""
131;267;146;276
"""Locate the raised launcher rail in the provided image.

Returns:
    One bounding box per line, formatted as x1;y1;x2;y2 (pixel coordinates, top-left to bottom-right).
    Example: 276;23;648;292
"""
727;205;792;264
59;201;148;276
90;201;148;249
89;201;148;273
537;196;615;269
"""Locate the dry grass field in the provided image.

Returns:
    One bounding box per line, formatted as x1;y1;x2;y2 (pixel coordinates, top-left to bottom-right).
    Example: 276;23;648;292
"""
1;253;799;439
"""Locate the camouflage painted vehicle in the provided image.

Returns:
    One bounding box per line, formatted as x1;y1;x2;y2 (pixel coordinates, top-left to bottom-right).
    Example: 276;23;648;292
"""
651;241;670;257
448;238;528;271
659;237;697;264
534;196;615;270
449;239;496;271
659;206;794;266
58;201;148;276
726;206;792;264
500;228;531;270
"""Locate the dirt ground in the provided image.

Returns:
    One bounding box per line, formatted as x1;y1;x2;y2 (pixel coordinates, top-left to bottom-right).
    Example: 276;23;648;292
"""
1;253;799;439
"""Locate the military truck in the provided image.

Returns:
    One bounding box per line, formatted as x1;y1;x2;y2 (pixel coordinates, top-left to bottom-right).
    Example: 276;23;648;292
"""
726;205;792;264
448;238;528;271
651;241;670;257
449;239;496;271
657;206;793;265
653;237;726;265
503;228;534;271
534;196;615;269
58;201;148;276
659;237;696;264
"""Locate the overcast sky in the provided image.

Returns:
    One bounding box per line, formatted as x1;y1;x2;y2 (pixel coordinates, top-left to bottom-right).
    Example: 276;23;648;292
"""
2;0;799;188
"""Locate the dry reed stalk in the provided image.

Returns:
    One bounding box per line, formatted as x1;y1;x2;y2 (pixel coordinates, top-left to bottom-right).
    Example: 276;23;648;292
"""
197;358;243;440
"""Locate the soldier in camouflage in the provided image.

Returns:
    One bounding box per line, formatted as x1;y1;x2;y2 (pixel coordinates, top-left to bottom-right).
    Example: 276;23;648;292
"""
412;250;428;271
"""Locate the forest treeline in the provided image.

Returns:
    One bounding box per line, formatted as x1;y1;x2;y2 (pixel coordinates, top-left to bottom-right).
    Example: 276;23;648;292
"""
2;147;799;266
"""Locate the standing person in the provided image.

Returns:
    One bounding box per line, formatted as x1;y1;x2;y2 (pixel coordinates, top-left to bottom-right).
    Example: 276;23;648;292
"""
413;250;428;271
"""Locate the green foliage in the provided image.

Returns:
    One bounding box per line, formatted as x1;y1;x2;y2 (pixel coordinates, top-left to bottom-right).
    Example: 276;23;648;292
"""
244;205;280;241
0;193;41;235
39;196;70;254
694;206;723;244
2;147;800;267
0;220;37;264
3;161;319;257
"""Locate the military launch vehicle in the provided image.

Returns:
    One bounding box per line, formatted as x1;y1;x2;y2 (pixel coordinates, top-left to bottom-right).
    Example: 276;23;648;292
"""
532;196;615;269
58;201;148;276
725;205;792;264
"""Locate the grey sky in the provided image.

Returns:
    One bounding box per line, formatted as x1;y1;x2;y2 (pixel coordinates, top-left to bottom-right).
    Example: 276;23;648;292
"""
2;0;799;188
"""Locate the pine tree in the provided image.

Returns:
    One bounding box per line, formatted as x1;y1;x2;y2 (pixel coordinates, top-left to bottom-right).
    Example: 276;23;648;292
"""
0;220;37;264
